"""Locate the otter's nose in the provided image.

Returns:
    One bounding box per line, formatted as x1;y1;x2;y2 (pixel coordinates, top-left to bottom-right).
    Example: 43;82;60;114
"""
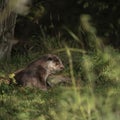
60;65;64;70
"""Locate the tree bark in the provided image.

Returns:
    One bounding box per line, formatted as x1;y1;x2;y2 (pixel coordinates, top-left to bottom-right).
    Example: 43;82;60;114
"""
0;0;17;61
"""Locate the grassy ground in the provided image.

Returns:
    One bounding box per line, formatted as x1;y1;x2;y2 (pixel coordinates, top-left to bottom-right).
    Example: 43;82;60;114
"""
0;18;120;119
0;83;119;120
0;44;120;120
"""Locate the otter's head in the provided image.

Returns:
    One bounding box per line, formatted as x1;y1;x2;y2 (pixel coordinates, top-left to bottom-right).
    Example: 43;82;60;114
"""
41;54;64;74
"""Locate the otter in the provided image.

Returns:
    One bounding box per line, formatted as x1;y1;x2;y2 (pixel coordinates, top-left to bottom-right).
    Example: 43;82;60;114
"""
14;54;64;90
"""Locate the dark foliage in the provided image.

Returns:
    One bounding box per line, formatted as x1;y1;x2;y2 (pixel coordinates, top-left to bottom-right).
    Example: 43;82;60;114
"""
13;0;120;55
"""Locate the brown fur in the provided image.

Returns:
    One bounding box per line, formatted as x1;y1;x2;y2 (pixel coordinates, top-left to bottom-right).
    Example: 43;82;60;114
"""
14;54;64;90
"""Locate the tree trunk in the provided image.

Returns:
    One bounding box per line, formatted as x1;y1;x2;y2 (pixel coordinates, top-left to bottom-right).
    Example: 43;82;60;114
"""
0;0;17;61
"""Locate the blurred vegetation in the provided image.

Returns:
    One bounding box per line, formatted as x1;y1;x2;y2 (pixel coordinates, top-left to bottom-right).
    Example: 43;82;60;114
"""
0;0;120;120
15;0;120;51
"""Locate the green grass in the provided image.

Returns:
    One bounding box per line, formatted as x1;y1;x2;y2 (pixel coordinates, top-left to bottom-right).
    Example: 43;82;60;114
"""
0;45;120;120
0;85;57;120
0;14;120;120
0;83;119;120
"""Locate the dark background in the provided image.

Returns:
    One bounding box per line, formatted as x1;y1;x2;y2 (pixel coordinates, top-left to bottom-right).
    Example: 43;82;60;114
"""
14;0;120;51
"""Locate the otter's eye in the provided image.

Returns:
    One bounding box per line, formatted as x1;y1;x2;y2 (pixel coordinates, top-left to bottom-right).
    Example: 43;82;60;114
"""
47;57;53;61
